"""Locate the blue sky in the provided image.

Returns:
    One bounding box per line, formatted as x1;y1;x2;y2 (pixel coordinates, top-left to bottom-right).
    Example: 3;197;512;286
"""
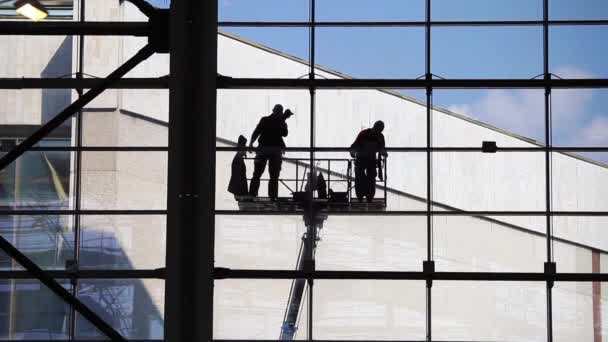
153;0;608;160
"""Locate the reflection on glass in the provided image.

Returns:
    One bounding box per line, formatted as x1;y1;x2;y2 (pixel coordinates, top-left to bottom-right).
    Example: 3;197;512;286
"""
79;215;166;270
0;280;71;340
76;279;164;339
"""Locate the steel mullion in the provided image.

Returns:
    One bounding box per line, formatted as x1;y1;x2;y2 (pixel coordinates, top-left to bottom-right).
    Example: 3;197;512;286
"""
70;0;86;336
213;210;608;217
0;209;167;215
214;269;608;282
0;21;149;36
0;269;166;279
28;146;169;151
0;77;169;89
217;19;608;27
215;146;608;152
218;77;608;89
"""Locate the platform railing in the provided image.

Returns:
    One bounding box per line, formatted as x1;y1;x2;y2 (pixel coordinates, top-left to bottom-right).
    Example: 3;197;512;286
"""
240;156;387;206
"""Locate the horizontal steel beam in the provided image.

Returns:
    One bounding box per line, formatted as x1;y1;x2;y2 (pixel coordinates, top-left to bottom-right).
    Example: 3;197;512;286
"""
215;146;608;152
218;77;608;89
219;19;608;27
0;268;166;279
0;77;169;89
0;209;167;215
214;210;608;216
0;21;150;36
215;268;608;282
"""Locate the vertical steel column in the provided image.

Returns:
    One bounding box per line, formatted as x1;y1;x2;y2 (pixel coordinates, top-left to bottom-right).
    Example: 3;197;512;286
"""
306;1;316;339
543;0;554;341
165;0;217;342
70;0;86;337
425;0;433;341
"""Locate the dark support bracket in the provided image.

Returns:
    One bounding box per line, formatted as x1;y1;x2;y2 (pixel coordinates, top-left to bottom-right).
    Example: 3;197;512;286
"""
482;141;498;153
0;235;127;342
545;261;557;289
423;260;435;288
149;9;170;53
0;44;155;172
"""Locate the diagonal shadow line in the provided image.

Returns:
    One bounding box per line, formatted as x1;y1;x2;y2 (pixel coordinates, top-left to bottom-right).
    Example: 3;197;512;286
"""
0;44;155;173
0;44;156;342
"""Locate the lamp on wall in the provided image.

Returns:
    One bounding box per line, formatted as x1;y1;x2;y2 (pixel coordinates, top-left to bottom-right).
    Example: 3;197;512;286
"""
15;0;48;21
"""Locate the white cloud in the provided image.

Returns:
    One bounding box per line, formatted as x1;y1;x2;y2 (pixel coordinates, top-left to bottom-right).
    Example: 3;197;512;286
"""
581;117;608;146
444;66;596;144
443;66;608;163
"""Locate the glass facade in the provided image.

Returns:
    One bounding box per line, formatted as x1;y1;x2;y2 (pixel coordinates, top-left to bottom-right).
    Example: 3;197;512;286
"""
0;0;606;341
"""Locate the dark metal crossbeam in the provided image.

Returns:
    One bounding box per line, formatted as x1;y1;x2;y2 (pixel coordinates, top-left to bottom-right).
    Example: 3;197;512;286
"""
215;146;608;152
0;44;155;172
214;210;608;216
0;234;127;342
0;21;149;36
218;77;608;89
218;19;608;27
0;77;168;89
0;268;166;279
215;268;608;282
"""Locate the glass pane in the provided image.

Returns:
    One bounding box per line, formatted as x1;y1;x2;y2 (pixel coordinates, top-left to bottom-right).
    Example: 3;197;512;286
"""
317;216;426;271
553;282;595;341
433;89;545;146
316;89;427;148
552;152;608;212
215;215;307;270
82;91;169;147
0;280;72;340
1;151;73;210
314;280;425;340
81;152;167;210
433;152;545;211
0;36;74;78
316;0;424;22
76;279;164;339
550;26;608;79
214;279;308;340
217;89;311;150
432;0;542;21
550;0;608;20
434;281;546;341
219;28;309;78
434;215;545;272
79;215;166;270
219;0;308;22
316;27;425;79
553;217;608;272
0;215;74;271
552;89;608;148
432;26;543;79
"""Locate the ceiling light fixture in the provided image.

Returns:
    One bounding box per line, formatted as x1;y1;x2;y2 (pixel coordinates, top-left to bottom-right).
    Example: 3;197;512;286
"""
15;0;48;21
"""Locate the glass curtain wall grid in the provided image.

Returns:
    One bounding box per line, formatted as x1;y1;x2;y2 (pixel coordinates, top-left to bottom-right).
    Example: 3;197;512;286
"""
215;0;608;342
0;0;607;341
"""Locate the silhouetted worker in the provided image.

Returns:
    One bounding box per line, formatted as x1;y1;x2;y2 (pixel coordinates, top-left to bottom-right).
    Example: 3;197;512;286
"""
228;135;248;200
350;120;387;202
248;104;294;200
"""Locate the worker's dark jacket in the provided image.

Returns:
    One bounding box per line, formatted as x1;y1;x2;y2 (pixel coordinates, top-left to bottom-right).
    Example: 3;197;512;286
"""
350;128;386;159
252;115;288;150
228;154;248;196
